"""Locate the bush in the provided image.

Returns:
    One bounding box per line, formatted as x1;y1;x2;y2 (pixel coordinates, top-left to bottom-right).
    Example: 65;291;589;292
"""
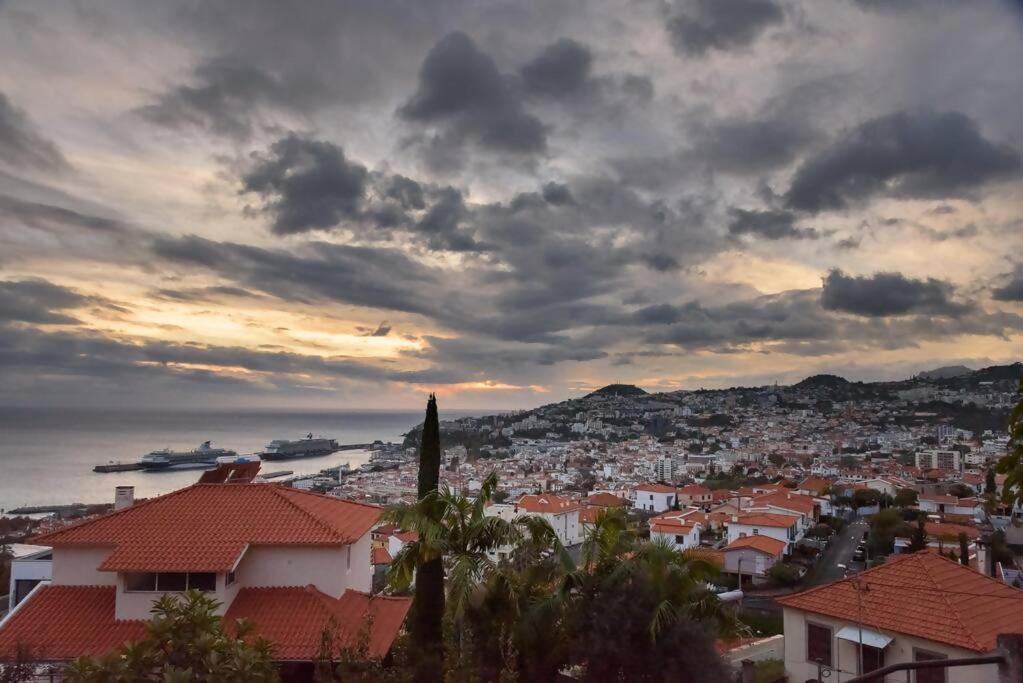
766;562;803;586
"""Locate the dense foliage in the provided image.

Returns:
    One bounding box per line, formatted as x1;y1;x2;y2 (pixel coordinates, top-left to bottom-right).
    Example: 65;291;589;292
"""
996;379;1023;508
386;486;739;682
64;591;278;682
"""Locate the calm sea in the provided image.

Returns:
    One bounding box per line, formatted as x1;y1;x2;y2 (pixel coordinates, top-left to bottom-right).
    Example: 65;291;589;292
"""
0;408;484;510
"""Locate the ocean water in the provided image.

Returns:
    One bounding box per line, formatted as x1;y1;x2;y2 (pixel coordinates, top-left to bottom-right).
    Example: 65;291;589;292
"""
0;408;481;510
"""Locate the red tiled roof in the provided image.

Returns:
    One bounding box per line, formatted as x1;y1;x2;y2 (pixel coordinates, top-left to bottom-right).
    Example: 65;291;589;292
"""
925;521;981;541
723;535;787;557
0;585;411;662
34;484;382;572
226;586;411;660
732;513;798;528
635;483;676;494
751;491;817;516
371;547;392;565
515;494;581;514
649;512;698;534
777;551;1023;652
585;492;627;507
0;586;144;659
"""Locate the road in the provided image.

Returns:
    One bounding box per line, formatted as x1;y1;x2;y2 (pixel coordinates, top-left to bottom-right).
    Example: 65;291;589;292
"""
806;516;869;586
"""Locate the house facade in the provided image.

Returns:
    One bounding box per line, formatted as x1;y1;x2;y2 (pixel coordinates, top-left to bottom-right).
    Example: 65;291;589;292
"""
726;512;800;553
778;552;1023;683
648;511;701;551
0;483;411;666
633;483;677;513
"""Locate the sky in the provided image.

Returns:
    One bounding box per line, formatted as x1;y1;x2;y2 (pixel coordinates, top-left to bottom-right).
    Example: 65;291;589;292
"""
0;0;1022;410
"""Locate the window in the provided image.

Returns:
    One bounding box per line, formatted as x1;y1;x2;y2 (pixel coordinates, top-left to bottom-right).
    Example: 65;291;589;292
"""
860;644;884;676
914;649;947;683
753;528;760;535
124;572;217;592
125;572;157;591
675;535;686;544
226;571;237;586
156;573;187;591
188;572;217;591
806;623;832;666
347;545;352;571
14;579;42;606
649;494;654;500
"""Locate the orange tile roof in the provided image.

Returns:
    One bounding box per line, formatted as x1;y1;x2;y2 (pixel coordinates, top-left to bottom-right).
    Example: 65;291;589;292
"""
0;585;411;662
371;547;392;565
925;521;981;541
226;586;411;660
752;491;817;516
635;483;677;494
585;492;627;507
777;551;1023;652
732;513;799;528
515;494;581;514
723;535;787;557
0;586;144;659
34;484;382;572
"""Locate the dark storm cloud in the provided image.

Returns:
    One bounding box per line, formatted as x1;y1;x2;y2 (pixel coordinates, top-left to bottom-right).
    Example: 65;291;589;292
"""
241;134;369;235
519;38;593;98
138;61;324;139
152;235;442;317
0;92;68;172
361;321;392;337
728;208;819;240
541;181;575;205
820;270;968;317
399;31;546;157
0;279;89;324
683;115;823;176
414;186;487;252
635;286;1023;353
666;0;785;57
785;111;1022;212
992;265;1023;302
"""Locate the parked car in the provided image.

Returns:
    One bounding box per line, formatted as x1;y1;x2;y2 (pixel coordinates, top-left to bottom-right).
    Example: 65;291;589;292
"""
853;545;866;562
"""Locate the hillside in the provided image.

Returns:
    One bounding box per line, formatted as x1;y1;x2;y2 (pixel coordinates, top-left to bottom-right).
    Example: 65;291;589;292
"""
584;384;647;399
794;374;849;389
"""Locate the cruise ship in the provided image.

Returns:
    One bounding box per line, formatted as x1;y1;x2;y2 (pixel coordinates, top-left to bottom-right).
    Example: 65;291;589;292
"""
262;434;339;461
140;441;238;470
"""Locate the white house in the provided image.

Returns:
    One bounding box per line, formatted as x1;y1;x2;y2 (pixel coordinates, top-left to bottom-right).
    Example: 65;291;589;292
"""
5;544;52;612
721;535;786;584
513;494;584;546
726;512;800;553
918;494;983;518
0;481;411;666
648;511;701;551
633;483;678;513
778;552;1023;683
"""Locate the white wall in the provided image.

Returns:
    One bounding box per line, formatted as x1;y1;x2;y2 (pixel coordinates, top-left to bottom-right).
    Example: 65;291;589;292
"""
235;541;371;596
727;523;792;552
782;607;998;683
8;557;52;609
635;490;675;513
650;526;700;551
50;547;116;586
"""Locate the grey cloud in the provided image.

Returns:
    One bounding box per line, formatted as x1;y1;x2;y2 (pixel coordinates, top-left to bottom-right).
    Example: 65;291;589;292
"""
0;92;68;172
399;31;546;157
152;286;263;303
541;181;575;205
0;279;89;324
520;38;593;98
0;194;128;234
666;0;784;57
241;134;368;235
152;235;442;317
820;269;968;317
992;265;1023;302
683;115;822;176
786;111;1021;212
728;208;819;240
138;61;324;140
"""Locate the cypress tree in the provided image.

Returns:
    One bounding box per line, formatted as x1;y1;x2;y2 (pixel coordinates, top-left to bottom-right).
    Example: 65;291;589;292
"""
958;532;970;566
412;393;444;681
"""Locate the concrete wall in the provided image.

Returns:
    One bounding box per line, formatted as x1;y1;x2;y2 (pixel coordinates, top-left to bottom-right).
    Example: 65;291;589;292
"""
727;524;791;552
50;547;116;586
723;547;777;578
236;545;350;596
724;635;784;665
782;607;999;683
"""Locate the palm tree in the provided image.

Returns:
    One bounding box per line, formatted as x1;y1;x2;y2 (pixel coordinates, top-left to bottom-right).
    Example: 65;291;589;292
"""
385;472;524;655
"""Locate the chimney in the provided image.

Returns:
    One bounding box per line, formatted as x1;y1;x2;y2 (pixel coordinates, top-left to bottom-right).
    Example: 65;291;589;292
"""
114;486;134;510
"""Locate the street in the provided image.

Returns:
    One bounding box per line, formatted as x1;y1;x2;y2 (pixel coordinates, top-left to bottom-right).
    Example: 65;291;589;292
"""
807;516;868;586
